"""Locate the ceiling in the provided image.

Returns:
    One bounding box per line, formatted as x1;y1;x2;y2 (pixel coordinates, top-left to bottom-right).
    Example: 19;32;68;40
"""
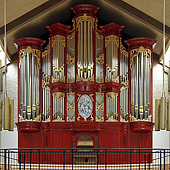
0;0;169;62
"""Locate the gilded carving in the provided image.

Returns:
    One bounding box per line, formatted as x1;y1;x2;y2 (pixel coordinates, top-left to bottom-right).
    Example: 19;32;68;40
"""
105;35;119;48
52;35;65;48
53;92;65;101
42;79;50;91
67;92;75;98
105;76;119;83
67;19;75;39
96;53;104;65
67;78;74;83
19;46;41;68
67;53;75;65
130;46;151;69
76;74;94;82
67;116;75;122
96;78;104;83
52;76;65;83
67;102;75;112
120;39;128;57
96;31;103;39
96;102;104;112
96;116;104;122
89;94;94;101
76;14;95;30
106;92;118;102
96;92;104;98
42;42;50;58
120;79;129;91
77;94;81;101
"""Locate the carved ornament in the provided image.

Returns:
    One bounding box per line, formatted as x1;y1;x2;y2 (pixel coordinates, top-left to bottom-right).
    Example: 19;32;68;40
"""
105;35;119;48
52;35;65;48
67;78;74;83
76;14;95;30
67;92;75;98
130;46;151;69
76;74;94;82
96;31;103;39
96;53;104;65
52;76;65;83
42;42;50;58
67;102;75;112
105;76;119;83
19;46;41;68
96;78;104;83
42;79;50;91
96;102;104;112
96;92;104;98
120;39;128;57
120;79;129;91
106;92;118;102
53;92;65;101
67;19;75;39
96;116;104;122
89;94;94;101
67;53;75;65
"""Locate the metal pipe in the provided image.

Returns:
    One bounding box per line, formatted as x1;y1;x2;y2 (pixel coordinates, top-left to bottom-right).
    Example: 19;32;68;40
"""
81;22;83;65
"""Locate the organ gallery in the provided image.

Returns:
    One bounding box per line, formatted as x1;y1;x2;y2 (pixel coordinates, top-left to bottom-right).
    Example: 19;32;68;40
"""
15;4;156;149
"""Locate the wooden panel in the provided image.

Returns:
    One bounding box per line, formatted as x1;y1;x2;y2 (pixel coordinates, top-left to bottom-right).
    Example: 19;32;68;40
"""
63;132;72;148
51;132;62;148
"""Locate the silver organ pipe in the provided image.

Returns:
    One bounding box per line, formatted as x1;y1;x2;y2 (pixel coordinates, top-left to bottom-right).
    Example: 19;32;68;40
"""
77;17;94;80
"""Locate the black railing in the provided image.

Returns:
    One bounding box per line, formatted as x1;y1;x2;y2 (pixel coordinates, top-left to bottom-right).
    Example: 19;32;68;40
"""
1;148;170;169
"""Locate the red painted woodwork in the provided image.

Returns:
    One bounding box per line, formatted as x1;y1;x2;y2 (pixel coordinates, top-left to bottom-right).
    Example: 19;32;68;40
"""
124;37;157;51
100;23;125;37
70;4;100;18
16;5;155;165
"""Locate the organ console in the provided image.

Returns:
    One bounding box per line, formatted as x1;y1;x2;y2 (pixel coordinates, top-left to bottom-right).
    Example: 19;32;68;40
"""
15;4;155;150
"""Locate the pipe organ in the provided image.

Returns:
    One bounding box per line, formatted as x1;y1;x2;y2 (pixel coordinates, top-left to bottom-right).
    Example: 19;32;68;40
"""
16;4;155;151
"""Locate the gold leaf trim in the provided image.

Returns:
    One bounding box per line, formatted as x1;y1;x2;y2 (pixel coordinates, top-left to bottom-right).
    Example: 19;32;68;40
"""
76;14;95;30
130;46;151;69
77;94;81;101
67;53;75;65
106;92;118;102
52;35;65;48
120;38;128;57
120;80;129;91
67;92;75;98
42;40;50;58
67;78;74;83
67;102;75;112
89;94;94;101
96;116;104;122
19;46;41;68
105;76;119;83
42;79;50;91
96;78;104;83
96;102;104;112
96;31;103;39
96;92;104;98
76;74;94;82
52;76;65;83
53;92;65;101
105;35;119;48
96;53;104;65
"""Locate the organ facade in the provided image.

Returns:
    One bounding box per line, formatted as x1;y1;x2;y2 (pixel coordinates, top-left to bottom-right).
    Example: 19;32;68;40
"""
15;4;155;150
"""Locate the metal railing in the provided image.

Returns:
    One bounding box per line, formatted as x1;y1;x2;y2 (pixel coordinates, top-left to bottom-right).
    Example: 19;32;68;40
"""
0;148;170;169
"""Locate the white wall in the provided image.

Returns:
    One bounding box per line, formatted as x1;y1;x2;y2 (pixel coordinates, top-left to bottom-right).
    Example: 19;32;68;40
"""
153;60;170;148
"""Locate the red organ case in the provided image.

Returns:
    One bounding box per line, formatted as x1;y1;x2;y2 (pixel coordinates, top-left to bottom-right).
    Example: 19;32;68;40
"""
15;4;155;150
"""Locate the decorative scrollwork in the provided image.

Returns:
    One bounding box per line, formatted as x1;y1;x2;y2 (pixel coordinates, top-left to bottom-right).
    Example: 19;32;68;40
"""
76;14;95;30
96;102;104;112
105;76;119;83
53;92;65;101
67;92;75;98
89;94;94;101
42;41;50;58
67;53;75;65
42;79;50;91
130;46;151;69
52;35;65;48
19;46;41;68
77;94;81;101
105;35;119;48
120;39;128;57
96;116;104;122
121;80;129;91
96;31;103;39
96;78;104;83
96;92;104;98
76;74;94;82
52;76;65;83
67;78;74;83
106;92;118;102
67;102;75;112
96;53;104;65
